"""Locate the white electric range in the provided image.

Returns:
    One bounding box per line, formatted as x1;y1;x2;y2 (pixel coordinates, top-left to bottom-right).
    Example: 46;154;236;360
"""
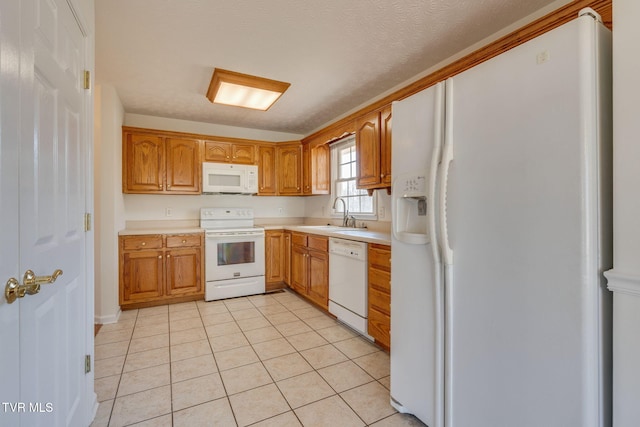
200;207;265;301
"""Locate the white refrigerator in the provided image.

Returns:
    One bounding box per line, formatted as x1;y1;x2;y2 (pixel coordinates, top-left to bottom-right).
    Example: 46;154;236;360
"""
390;9;612;427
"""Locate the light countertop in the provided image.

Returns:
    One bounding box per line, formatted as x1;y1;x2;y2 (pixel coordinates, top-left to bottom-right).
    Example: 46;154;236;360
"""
119;223;390;245
119;227;204;236
267;225;391;246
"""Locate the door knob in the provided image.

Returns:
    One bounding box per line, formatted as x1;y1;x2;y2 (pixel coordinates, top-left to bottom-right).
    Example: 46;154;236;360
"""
4;269;63;304
4;277;22;304
22;269;63;295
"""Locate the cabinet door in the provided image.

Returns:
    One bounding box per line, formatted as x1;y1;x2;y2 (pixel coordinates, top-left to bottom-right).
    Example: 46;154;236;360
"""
123;133;164;193
283;232;291;286
232;144;256;164
302;143;311;195
204;140;232;162
121;250;164;303
265;230;285;289
380;106;392;187
356;110;381;188
165;247;202;296
277;145;302;195
258;145;277;195
166;137;201;193
311;144;330;194
290;245;308;295
307;249;329;309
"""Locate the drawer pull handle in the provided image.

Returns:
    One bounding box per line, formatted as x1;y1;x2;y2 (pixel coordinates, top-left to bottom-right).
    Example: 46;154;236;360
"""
182;240;186;243
158;255;162;259
141;242;146;246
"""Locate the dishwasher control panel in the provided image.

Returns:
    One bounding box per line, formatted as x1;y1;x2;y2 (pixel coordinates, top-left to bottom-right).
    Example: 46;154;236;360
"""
329;238;367;259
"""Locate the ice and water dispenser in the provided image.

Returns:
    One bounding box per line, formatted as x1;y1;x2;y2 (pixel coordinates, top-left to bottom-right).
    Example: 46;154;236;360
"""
392;173;430;245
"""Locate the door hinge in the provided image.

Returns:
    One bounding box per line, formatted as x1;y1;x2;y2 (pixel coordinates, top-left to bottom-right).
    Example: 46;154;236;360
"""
85;355;91;374
84;213;92;232
83;70;91;90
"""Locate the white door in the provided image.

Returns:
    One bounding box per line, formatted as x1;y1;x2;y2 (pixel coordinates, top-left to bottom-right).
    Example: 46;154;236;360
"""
0;1;23;425
0;0;93;425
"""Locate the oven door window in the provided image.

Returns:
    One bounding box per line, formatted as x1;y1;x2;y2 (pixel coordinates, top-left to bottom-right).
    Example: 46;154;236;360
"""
217;241;255;266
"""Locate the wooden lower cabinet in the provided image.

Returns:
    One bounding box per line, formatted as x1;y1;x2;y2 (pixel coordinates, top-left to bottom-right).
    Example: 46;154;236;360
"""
368;243;391;349
119;233;204;309
289;232;329;309
265;230;287;292
283;231;291;286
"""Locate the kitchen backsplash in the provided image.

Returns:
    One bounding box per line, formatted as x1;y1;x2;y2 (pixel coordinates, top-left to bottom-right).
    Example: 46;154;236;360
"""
123;191;391;232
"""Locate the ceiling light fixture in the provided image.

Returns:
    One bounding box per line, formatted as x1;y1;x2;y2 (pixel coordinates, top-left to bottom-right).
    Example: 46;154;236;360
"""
206;68;290;111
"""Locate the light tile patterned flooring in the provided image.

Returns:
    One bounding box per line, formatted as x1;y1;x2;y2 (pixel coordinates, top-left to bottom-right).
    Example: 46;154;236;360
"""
91;289;426;427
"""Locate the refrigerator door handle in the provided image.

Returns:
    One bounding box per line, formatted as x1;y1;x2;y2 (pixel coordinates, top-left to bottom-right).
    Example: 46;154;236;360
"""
429;81;446;427
440;80;454;266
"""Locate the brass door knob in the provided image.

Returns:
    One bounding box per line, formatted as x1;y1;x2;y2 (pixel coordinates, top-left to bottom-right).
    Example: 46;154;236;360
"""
4;269;63;304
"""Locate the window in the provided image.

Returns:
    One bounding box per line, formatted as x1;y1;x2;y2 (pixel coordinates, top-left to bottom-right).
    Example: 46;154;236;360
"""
331;136;376;217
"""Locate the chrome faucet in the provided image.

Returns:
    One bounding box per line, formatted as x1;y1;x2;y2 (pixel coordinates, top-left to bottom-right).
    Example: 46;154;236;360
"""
332;197;348;227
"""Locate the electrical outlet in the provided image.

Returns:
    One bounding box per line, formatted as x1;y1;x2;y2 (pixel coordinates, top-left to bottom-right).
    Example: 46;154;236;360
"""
165;207;172;217
278;207;284;215
378;206;385;219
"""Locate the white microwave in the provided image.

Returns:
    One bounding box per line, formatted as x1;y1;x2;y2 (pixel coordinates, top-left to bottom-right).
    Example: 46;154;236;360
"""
202;162;258;194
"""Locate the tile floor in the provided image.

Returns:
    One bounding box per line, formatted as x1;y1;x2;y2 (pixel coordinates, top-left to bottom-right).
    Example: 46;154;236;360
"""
91;289;426;427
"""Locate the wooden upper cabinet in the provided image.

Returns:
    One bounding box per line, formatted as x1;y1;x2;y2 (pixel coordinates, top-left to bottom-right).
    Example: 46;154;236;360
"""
123;128;201;194
311;144;330;194
123;133;165;193
356;110;382;188
166;138;201;193
203;140;231;162
258;145;277;195
380;106;392;187
302;142;330;195
355;106;392;191
232;144;256;164
204;140;255;164
277;144;302;195
302;144;311;195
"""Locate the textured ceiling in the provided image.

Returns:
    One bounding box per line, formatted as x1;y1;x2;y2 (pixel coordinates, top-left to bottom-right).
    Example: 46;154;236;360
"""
96;0;565;135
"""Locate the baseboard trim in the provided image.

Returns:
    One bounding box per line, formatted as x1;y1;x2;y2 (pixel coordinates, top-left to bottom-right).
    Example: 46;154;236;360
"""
604;269;640;297
94;309;122;325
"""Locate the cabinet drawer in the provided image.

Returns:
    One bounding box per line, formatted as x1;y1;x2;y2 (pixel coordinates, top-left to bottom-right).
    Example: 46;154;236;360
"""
292;233;307;247
369;287;390;316
121;235;163;250
368;307;390;348
166;234;202;248
368;244;391;272
368;267;391;293
307;235;328;252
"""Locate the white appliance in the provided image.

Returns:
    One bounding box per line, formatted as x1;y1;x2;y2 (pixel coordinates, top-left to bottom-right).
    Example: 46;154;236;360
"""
390;9;612;427
202;162;258;194
328;237;370;337
200;207;265;301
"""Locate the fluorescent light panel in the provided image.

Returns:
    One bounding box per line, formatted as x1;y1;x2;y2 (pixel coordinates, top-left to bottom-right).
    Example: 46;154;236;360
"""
206;68;290;111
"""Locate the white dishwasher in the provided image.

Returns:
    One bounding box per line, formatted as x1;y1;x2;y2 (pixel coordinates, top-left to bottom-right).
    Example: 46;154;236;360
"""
329;237;371;338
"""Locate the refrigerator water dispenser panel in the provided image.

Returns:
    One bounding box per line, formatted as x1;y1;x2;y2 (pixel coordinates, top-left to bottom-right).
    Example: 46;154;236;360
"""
392;173;429;245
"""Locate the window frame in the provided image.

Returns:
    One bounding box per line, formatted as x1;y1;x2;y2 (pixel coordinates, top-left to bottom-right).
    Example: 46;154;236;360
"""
330;136;377;220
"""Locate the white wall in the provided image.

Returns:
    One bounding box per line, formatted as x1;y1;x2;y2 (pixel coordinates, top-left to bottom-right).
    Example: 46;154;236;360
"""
123;194;305;222
94;83;125;323
605;1;640;425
